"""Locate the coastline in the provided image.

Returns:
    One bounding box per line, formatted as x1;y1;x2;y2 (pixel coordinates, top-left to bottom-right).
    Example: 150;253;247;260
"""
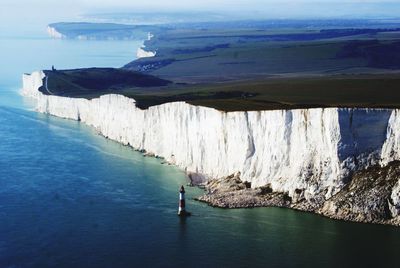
47;26;66;39
136;32;156;59
195;163;400;226
22;70;400;226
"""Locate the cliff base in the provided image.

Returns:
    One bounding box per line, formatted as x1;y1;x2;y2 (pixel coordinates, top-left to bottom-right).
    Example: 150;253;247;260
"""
196;162;400;226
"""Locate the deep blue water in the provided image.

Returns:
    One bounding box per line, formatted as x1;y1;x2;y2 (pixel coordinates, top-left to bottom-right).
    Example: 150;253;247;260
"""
1;32;400;268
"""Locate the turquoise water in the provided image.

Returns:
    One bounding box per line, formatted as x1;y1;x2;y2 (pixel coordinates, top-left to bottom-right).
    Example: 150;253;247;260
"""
1;33;400;268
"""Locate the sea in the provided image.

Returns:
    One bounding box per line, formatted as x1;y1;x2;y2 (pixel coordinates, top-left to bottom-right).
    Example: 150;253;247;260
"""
0;26;399;268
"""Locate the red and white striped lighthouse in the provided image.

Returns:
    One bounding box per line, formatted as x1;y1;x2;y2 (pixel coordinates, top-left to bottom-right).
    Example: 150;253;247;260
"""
178;185;186;216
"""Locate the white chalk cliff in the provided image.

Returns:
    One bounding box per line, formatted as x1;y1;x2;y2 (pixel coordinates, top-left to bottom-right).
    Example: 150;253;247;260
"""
136;47;156;59
47;26;66;39
22;71;400;209
137;33;156;58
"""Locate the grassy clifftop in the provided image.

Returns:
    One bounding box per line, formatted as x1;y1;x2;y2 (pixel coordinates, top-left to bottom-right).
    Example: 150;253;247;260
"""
125;26;400;83
41;69;400;111
40;68;171;99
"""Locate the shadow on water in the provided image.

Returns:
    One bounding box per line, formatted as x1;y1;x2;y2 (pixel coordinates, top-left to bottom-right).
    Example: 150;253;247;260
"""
179;216;187;231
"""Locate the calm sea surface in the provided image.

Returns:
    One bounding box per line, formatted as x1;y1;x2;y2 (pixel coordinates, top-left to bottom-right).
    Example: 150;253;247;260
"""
0;31;399;268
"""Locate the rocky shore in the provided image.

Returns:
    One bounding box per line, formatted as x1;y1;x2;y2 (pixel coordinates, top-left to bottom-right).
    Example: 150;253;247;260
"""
196;162;400;226
195;173;293;209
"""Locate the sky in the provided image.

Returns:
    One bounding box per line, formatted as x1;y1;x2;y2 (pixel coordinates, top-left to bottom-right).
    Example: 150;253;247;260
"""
2;0;400;19
82;0;400;19
1;0;400;36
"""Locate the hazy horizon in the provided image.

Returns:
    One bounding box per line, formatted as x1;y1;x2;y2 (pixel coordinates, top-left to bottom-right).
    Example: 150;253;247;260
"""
2;1;400;37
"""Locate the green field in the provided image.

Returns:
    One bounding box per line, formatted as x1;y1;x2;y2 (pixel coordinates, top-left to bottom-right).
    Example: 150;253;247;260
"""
125;26;400;83
44;21;400;111
41;69;400;111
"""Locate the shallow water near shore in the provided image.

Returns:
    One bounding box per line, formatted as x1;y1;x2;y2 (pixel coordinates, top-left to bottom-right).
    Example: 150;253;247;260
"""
1;33;400;268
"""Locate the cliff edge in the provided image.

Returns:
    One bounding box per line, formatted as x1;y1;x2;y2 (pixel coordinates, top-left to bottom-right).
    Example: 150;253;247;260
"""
22;71;400;225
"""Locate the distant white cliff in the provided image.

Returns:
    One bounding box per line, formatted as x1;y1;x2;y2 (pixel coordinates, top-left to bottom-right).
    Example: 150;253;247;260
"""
136;47;156;59
47;26;66;39
136;32;156;58
21;71;400;210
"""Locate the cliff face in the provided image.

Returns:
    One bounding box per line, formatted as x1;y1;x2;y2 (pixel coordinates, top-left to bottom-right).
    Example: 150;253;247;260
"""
22;71;400;224
47;26;66;39
136;47;156;59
